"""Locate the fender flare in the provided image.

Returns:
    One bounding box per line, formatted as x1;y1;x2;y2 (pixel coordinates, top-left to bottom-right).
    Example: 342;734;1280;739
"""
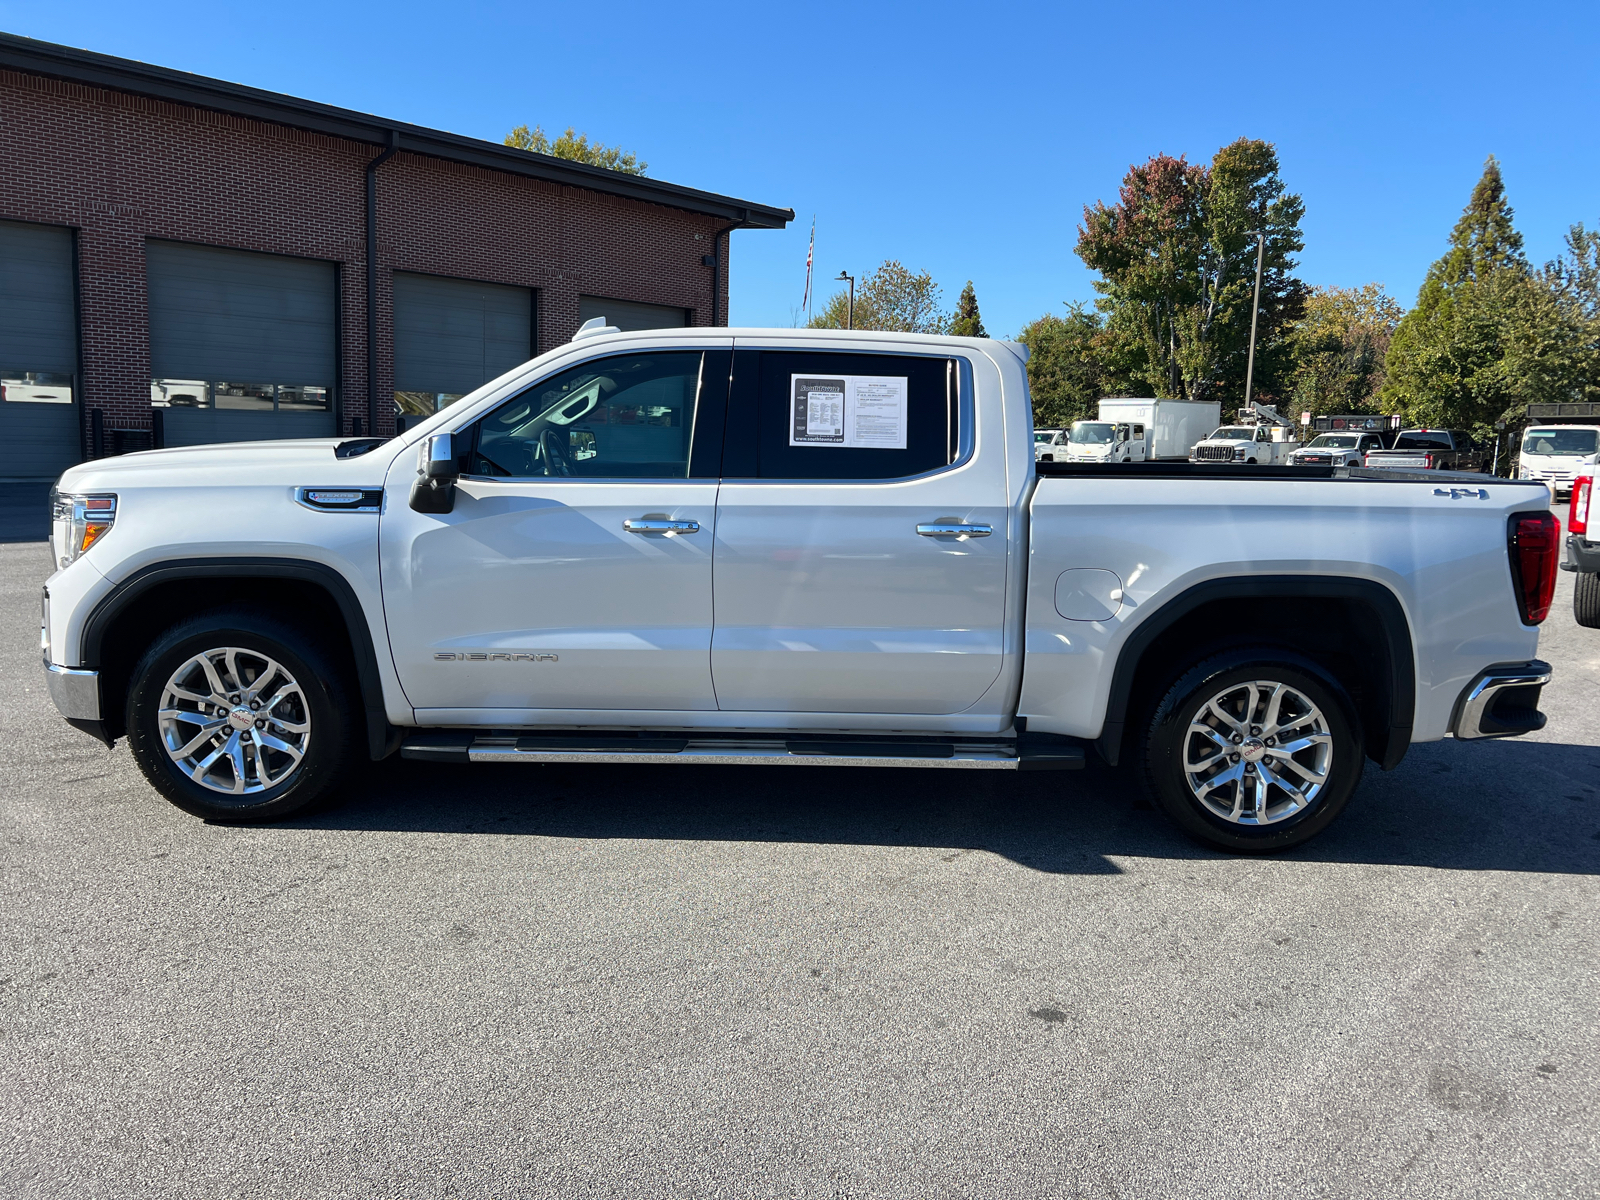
83;557;398;761
1095;574;1415;771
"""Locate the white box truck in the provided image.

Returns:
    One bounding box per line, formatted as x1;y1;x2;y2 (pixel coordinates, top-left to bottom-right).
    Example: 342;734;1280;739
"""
1059;398;1221;463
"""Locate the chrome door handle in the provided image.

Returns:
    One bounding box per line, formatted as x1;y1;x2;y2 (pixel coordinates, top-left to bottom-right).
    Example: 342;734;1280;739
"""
916;522;992;538
623;518;701;535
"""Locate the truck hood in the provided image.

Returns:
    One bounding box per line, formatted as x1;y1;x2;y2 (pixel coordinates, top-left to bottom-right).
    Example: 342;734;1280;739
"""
54;437;407;492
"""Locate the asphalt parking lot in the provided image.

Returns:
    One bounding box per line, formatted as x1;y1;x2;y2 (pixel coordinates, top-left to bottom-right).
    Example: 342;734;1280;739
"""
3;536;1597;1200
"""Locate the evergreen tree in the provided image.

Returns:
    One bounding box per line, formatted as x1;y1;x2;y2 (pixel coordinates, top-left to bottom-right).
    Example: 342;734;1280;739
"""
1381;157;1539;435
950;281;987;338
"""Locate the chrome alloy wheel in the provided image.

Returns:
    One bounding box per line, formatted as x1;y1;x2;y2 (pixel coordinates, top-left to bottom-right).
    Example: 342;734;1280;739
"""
157;647;311;796
1183;680;1332;825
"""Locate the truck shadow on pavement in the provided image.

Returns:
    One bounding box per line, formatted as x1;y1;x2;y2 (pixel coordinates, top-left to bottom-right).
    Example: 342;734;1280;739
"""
290;734;1600;876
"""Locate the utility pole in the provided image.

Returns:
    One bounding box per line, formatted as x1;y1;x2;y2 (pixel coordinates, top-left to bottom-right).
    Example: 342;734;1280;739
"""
1243;231;1265;411
835;270;855;330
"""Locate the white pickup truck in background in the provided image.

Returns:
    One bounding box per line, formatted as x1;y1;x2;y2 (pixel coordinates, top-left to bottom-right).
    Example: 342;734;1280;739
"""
41;326;1558;852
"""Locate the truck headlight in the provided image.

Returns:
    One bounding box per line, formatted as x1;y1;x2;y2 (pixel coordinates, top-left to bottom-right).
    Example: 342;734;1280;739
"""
1233;446;1247;461
50;490;117;569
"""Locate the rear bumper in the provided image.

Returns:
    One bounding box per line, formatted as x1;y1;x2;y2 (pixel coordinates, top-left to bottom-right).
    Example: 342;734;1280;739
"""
1451;660;1551;740
1562;533;1600;573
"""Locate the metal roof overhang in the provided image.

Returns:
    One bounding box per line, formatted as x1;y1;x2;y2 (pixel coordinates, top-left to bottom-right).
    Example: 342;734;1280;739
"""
0;31;793;229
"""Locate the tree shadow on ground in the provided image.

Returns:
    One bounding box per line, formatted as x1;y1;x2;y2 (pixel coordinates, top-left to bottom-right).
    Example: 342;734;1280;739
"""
284;734;1600;876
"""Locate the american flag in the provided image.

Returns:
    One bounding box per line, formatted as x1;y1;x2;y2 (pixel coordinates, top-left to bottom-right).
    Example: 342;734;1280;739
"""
800;217;815;317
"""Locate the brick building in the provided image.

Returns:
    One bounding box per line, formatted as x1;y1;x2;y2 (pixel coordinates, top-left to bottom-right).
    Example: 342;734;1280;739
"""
0;32;791;480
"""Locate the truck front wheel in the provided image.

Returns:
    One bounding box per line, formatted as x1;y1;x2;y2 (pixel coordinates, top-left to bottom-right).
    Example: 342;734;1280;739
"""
126;608;356;821
1141;650;1364;852
1576;571;1600;628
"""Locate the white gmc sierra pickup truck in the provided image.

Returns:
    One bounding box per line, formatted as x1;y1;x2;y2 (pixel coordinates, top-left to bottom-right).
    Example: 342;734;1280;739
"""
42;326;1559;851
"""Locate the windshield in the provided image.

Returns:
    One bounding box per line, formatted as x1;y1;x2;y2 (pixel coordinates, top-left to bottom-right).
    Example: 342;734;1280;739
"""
1307;435;1358;448
1208;427;1253;440
1069;422;1115;445
1522;428;1598;456
1034;431;1057;443
1395;431;1454;450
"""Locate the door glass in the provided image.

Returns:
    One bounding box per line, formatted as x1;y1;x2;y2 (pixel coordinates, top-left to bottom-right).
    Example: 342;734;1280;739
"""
730;351;955;480
466;351;703;479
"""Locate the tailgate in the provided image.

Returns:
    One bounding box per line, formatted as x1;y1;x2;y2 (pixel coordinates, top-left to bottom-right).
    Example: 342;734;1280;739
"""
1367;453;1432;469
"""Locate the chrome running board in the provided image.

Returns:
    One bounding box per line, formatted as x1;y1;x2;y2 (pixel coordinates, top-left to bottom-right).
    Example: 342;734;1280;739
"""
400;733;1085;771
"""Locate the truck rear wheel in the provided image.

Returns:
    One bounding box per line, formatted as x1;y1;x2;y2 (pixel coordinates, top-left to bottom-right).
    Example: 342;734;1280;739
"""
126;608;355;821
1576;571;1600;628
1141;650;1364;852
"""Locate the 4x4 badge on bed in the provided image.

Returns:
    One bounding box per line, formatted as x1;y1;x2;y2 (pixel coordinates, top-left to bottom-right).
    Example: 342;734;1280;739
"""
434;651;559;662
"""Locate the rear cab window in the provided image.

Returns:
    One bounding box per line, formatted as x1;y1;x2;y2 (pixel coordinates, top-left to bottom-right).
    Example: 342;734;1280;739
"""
1394;431;1454;450
722;350;960;480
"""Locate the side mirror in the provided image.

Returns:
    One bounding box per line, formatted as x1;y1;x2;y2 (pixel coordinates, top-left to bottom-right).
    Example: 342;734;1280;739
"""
409;433;459;514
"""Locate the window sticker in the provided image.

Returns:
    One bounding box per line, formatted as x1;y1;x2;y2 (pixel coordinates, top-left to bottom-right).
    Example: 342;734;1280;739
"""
789;374;908;449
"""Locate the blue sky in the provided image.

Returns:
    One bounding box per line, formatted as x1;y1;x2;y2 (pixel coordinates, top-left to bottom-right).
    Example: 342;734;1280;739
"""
6;1;1598;336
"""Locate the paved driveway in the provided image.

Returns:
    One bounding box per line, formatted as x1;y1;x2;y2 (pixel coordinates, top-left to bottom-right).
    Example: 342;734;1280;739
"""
2;539;1595;1199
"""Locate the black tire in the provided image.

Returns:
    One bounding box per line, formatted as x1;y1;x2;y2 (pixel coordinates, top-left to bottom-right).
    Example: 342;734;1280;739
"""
126;607;356;821
1141;649;1365;853
1576;571;1600;629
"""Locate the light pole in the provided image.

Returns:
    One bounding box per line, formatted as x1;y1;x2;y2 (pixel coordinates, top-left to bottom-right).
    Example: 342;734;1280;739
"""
1242;231;1265;412
835;270;855;330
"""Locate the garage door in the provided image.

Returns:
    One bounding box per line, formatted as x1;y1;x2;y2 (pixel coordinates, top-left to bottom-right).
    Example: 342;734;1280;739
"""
579;295;689;333
146;240;337;446
0;220;80;482
393;272;532;418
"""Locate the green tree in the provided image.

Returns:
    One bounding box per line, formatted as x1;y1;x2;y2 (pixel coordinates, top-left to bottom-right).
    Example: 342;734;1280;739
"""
1380;157;1555;436
1075;138;1307;403
1284;284;1404;417
504;124;647;176
1017;303;1150;429
949;280;987;338
808;260;950;333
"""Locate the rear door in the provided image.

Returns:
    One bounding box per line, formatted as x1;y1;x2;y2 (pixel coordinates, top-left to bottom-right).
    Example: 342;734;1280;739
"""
709;346;1010;715
380;343;730;716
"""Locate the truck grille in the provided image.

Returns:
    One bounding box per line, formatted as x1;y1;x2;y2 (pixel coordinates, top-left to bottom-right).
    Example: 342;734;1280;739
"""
1194;445;1235;462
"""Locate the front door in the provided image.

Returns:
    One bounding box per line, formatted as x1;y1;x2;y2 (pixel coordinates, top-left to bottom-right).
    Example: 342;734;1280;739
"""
380;346;729;717
710;347;1010;715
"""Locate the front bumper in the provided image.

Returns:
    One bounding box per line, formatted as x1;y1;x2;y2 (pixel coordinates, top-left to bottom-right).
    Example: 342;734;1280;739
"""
46;663;101;720
1451;660;1551;740
1561;533;1600;573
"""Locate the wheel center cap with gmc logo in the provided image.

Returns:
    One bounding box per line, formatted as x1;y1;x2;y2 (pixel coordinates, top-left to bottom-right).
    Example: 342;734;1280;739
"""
1240;738;1267;763
228;706;255;731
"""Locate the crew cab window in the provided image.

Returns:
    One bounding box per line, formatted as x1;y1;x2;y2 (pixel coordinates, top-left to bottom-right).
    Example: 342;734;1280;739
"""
463;351;706;479
1395;431;1453;450
1133;424;1145;439
724;350;957;480
1256;427;1270;442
